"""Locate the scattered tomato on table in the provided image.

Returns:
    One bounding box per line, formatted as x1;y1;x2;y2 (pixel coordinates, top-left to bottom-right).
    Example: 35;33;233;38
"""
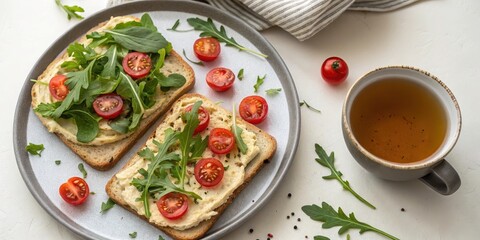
321;56;348;85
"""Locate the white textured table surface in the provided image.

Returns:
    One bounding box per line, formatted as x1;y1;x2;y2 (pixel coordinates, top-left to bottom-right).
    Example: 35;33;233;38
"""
2;0;479;239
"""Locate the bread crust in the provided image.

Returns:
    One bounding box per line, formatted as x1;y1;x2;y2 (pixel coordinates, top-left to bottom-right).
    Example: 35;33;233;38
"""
30;16;195;170
105;93;277;240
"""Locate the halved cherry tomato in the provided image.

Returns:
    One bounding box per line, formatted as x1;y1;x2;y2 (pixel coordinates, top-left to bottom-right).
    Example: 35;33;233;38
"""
156;192;188;220
59;177;89;205
93;94;124;119
321;56;349;85
206;67;235;92
185;105;210;134
239;95;268;124
122;52;152;79
208;128;235;154
194;158;224;187
49;74;69;100
193;37;221;62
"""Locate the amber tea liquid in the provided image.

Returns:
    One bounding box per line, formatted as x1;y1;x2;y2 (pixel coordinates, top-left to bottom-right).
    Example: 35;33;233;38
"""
350;78;447;163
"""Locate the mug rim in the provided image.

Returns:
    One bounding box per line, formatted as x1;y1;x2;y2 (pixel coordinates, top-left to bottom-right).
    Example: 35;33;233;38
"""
342;65;462;170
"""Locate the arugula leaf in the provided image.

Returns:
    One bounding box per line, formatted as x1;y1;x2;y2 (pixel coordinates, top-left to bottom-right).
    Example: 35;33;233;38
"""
314;236;331;240
168;19;180;31
55;160;61;165
63;109;100;143
100;198;116;213
132;128;181;218
141;13;157;31
117;72;145;131
78;163;87;178
300;100;321;113
254;74;266;92
158;236;166;240
54;0;84;20
35;102;61;118
109;118;131;134
232;104;248;154
157;73;187;88
177;101;202;188
266;88;282;96
25;143;45;156
100;45;119;79
52;59;96;119
237;68;244;80
105;27;168;53
302;202;399;240
187;17;268;58
182;49;204;66
129;232;137;238
63;42;97;69
315;144;376;209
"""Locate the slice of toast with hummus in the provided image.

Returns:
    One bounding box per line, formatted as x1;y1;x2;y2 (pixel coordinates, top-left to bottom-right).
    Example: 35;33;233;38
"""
106;93;277;240
31;15;195;170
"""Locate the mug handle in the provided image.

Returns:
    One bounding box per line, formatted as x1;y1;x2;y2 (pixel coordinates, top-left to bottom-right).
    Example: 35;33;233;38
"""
419;160;461;195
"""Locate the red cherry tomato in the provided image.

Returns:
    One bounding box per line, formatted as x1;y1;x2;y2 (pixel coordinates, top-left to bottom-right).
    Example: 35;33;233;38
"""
92;94;124;119
206;67;235;92
49;74;69;100
185;105;210;135
156;192;188;220
321;56;349;85
239;95;268;124
59;177;89;205
193;37;221;62
194;158;225;187
208;128;235;154
122;52;152;79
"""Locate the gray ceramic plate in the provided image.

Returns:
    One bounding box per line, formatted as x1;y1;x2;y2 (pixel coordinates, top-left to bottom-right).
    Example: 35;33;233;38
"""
13;1;300;239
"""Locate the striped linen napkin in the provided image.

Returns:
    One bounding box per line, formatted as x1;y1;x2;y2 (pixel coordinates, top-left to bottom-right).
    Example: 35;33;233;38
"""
108;0;419;41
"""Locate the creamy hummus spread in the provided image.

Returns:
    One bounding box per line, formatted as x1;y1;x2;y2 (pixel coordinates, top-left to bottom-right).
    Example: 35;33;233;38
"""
31;16;170;145
115;97;260;230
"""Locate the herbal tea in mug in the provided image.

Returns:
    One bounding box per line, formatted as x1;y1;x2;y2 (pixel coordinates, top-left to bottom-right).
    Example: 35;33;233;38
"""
349;78;447;163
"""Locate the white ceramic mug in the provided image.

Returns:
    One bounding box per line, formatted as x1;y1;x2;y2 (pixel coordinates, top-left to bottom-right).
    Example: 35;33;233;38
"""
342;66;461;195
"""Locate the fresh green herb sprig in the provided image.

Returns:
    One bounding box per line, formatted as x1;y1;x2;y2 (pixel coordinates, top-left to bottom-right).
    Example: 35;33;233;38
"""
266;88;282;96
254;75;266;92
302;202;399;240
300;100;321;113
25;143;45;156
187;17;268;58
55;0;84;20
100;198;116;213
131;101;207;218
78;163;87;178
237;68;244;80
315;144;376;209
182;49;204;66
167;19;193;32
314;236;330;240
129;231;137;238
55;160;62;165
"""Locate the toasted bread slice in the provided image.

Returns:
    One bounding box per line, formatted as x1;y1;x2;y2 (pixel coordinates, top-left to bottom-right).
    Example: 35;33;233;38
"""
106;93;277;240
31;16;195;170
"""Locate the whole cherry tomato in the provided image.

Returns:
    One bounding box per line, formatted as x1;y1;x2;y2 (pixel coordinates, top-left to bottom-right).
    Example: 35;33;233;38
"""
321;56;348;85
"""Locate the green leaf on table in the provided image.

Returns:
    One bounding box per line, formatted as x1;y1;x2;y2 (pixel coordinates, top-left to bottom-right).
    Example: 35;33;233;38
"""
55;0;84;20
100;198;116;213
55;160;61;165
300;100;321;113
302;202;399;240
237;68;244;80
254;74;266;92
315;144;376;209
266;88;282;96
129;231;137;238
78;163;87;178
182;49;204;66
314;236;331;240
25;143;45;156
